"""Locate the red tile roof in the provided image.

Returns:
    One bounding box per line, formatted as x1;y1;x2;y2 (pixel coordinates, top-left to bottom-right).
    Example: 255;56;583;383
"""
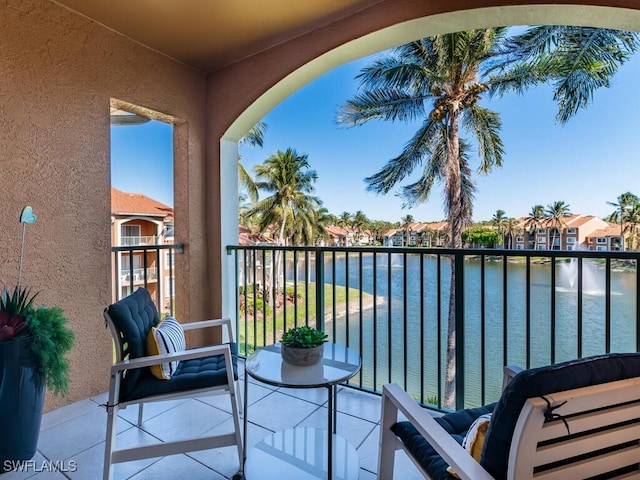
111;187;173;219
238;225;274;245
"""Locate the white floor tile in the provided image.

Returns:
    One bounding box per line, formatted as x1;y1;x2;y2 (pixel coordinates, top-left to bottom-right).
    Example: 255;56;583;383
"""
127;454;225;480
245;391;320;432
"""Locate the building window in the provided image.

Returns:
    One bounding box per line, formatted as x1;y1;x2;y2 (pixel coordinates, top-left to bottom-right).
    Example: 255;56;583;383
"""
163;222;174;240
596;238;607;244
537;237;545;243
516;237;524;243
121;224;140;237
516;244;524;250
567;228;577;234
596;246;606;251
538;228;546;234
566;237;576;243
566;245;573;251
537;244;545;250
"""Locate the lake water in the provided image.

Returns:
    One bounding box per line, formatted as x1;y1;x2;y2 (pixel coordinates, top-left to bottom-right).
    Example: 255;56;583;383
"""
306;252;638;407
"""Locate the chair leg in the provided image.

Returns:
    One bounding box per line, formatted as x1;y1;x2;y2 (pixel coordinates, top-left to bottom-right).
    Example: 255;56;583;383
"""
378;386;399;480
137;403;144;427
225;352;244;468
103;377;120;480
236;380;243;415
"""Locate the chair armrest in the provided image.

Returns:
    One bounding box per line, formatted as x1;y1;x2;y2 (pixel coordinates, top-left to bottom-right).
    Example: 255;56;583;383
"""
382;383;493;480
502;365;523;391
181;318;231;331
110;344;232;374
181;318;235;344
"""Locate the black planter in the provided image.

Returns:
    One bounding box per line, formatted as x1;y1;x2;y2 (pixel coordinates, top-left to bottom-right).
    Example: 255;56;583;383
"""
0;335;45;471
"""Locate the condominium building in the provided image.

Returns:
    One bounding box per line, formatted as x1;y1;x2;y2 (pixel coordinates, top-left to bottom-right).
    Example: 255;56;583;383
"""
110;187;175;312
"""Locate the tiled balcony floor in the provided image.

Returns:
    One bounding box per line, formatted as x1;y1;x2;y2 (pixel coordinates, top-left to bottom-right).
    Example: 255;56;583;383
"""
3;361;425;479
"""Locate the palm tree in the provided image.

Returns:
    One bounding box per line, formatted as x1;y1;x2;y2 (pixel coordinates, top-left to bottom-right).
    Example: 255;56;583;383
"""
338;27;638;408
491;209;507;246
312;207;332;245
338;211;352;228
544;201;571;250
238;121;268;203
339;31;504;407
607;192;639;251
624;203;640;251
251;148;319;246
504;218;521;249
525;205;546;249
352;210;369;245
400;214;415;247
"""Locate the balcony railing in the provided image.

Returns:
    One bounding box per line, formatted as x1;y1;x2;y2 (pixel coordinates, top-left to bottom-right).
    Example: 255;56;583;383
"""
119;267;158;283
227;245;640;411
120;235;158;246
112;243;182;315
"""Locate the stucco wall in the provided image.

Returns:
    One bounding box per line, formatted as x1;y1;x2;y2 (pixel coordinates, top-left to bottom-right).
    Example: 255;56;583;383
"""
1;1;208;409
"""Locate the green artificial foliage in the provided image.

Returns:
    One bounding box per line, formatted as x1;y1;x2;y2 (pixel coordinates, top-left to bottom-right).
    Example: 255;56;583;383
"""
0;285;74;396
280;325;327;348
26;306;74;395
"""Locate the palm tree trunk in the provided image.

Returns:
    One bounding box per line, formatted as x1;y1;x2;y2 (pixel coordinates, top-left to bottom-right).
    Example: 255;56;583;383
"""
444;111;462;409
274;206;288;293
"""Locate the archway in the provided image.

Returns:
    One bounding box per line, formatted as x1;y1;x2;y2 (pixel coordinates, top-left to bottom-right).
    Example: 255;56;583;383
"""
218;3;640;317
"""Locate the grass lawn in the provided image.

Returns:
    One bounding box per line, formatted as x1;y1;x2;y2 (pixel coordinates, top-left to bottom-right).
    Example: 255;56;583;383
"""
238;282;371;354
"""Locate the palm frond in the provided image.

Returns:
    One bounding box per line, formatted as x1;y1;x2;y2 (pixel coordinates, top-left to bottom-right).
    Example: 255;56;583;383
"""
337;88;427;125
365;120;442;194
462;104;504;172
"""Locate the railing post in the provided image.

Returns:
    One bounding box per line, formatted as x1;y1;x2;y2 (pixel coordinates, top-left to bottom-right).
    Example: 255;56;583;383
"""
455;251;465;411
315;249;325;332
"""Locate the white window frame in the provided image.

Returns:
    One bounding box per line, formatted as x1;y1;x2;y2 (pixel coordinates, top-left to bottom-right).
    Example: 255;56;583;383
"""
566;237;576;244
516;236;524;243
537;228;546;234
121;224;141;237
596;238;607;244
567;228;577;234
537;237;545;244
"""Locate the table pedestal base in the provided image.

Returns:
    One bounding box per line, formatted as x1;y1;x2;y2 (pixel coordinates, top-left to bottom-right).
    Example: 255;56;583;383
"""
245;427;359;480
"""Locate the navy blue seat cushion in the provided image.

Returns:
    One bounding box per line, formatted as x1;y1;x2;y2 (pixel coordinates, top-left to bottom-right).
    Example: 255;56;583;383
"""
391;403;495;480
106;288;160;400
121;342;239;403
481;353;640;479
106;288;239;404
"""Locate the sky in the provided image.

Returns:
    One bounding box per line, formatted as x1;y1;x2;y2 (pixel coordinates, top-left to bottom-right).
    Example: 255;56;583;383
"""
112;37;640;224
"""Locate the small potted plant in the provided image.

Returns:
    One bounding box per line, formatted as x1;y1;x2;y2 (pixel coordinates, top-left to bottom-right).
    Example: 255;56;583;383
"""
280;325;328;366
0;207;75;470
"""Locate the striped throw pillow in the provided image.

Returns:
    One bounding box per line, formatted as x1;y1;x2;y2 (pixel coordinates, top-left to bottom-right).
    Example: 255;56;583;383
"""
146;316;186;379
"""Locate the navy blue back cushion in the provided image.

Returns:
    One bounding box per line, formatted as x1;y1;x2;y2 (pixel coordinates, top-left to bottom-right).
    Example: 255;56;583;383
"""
106;288;160;399
481;353;640;479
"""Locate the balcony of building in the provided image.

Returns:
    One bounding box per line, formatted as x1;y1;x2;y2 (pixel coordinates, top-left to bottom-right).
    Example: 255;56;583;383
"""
5;1;640;478
13;244;640;479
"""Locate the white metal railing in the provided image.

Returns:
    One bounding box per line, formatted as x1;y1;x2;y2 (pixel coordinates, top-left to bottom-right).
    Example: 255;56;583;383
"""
119;267;158;283
120;236;157;246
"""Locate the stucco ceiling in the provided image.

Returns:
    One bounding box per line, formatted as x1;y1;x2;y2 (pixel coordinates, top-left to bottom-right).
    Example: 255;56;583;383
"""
51;0;379;72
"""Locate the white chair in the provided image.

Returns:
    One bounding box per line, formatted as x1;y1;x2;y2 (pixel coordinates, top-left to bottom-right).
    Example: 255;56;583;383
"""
102;288;243;480
379;353;640;479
